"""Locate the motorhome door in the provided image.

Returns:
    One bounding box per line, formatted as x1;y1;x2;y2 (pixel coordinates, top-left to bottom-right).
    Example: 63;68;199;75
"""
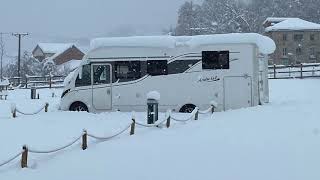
91;63;112;110
223;76;252;110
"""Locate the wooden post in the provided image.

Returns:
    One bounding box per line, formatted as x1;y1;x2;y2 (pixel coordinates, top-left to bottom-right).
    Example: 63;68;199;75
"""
13;108;16;118
166;115;171;128
194;109;199;120
21;145;28;168
45;103;49;112
211;105;215;114
300;63;303;79
25;77;28;89
273;64;276;79
130;119;135;135
49;75;52;89
82;130;87;150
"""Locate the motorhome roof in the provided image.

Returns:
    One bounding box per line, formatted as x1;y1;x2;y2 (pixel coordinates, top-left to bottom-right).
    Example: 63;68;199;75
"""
90;33;276;54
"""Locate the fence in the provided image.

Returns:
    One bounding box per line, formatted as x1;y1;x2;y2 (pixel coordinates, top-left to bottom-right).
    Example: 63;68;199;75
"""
268;63;320;79
0;105;214;169
9;75;66;89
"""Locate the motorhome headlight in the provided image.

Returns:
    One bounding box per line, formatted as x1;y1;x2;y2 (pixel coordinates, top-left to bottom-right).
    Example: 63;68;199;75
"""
61;89;71;98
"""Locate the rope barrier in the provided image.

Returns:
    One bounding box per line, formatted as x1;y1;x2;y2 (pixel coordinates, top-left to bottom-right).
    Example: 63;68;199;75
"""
0;103;214;170
87;123;132;141
0;151;22;167
134;116;168;127
28;135;82;154
16;105;46;116
198;106;213;114
171;107;198;122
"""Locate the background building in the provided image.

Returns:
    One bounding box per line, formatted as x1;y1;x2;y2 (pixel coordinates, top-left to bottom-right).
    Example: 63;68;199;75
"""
264;18;320;65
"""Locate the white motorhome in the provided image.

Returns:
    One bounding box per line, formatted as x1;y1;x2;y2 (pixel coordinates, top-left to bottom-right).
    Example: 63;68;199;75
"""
60;33;275;113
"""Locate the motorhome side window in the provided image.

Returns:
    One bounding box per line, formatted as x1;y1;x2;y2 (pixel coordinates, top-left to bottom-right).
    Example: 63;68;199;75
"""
147;60;168;76
93;64;111;84
115;61;141;82
75;64;91;87
202;51;229;69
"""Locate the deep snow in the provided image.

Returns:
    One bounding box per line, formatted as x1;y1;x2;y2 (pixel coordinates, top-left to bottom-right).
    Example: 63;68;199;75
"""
1;79;320;180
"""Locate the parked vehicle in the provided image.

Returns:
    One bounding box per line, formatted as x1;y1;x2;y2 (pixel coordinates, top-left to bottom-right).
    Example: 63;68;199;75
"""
60;33;275;113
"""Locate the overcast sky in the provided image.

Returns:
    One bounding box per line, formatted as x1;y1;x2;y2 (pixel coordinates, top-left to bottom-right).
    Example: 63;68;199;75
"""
0;0;202;56
1;0;204;37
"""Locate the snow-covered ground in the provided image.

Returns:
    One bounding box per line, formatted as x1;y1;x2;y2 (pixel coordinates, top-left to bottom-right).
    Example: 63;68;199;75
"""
1;79;320;180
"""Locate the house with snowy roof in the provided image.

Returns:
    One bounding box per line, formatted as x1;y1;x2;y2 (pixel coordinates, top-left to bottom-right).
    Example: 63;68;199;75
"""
32;43;85;65
264;18;320;65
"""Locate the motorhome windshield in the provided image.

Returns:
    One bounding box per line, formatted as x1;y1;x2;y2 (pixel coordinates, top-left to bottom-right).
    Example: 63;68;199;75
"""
75;64;91;87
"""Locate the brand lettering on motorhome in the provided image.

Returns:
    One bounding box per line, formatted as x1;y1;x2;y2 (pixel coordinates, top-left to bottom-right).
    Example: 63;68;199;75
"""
198;76;220;82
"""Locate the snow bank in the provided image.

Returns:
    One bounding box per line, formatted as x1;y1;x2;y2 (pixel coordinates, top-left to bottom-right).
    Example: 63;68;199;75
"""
90;33;276;55
0;79;9;86
265;18;320;32
147;91;160;101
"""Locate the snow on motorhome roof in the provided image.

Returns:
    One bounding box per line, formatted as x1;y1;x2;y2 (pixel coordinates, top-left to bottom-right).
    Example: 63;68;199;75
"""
38;43;74;54
90;33;276;54
265;18;320;32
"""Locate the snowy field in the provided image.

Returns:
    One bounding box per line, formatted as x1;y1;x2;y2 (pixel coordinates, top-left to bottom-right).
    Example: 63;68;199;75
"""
1;79;320;180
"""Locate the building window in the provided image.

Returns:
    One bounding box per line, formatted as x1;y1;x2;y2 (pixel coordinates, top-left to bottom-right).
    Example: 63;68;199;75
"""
296;47;302;55
294;34;303;41
310;34;315;41
282;34;287;41
202;51;229;69
282;58;289;65
310;47;315;55
147;60;168;76
282;48;287;57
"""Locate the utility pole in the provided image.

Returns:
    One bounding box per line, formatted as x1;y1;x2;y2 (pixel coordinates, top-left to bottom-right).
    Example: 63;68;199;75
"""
12;33;28;80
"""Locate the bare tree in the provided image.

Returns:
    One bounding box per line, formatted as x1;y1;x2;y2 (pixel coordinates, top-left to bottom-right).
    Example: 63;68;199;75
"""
0;33;5;80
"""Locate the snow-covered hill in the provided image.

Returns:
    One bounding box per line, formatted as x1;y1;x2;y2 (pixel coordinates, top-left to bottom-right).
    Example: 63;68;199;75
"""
0;79;320;180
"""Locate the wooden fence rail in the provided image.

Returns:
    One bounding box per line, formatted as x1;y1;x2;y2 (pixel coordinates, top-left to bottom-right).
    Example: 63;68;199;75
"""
8;75;66;89
268;63;320;79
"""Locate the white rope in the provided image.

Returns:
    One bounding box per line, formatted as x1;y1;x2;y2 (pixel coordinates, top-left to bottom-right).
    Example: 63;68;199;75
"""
135;116;168;127
171;108;198;122
29;135;82;154
198;106;213;114
0;151;22;167
88;123;132;141
16;104;46;115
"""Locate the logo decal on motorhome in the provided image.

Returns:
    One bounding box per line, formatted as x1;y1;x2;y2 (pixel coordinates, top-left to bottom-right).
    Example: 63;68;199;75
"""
198;76;220;83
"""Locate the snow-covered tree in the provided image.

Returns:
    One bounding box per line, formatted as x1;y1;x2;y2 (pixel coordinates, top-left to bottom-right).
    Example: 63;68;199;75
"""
174;0;320;35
